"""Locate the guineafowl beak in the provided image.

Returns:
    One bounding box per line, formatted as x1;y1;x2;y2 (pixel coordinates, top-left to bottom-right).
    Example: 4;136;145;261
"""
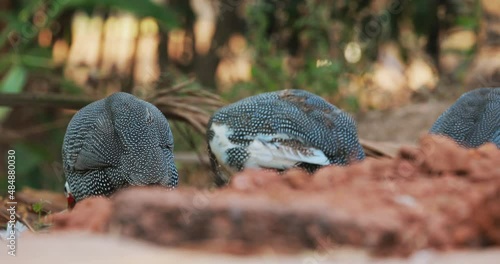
66;193;76;209
64;181;76;209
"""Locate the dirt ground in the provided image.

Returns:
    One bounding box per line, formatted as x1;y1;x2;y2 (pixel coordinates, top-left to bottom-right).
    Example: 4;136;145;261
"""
356;101;452;145
7;233;500;264
41;135;500;259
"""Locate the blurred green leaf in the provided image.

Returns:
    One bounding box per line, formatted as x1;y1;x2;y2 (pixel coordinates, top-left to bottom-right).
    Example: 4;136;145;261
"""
0;107;11;121
0;65;27;120
0;65;27;93
32;201;44;214
60;78;84;94
456;16;478;29
0;11;20;23
21;54;53;69
0;11;29;49
19;0;46;21
13;142;47;188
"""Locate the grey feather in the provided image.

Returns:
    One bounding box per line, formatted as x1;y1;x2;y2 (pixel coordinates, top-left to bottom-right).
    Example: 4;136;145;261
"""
207;89;365;185
62;92;178;202
429;87;500;148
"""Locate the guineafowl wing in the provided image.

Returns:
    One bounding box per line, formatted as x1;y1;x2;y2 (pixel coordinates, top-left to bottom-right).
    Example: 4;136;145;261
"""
73;112;118;171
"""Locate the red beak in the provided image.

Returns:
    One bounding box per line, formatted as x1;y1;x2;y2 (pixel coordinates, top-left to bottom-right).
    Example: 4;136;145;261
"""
67;194;76;209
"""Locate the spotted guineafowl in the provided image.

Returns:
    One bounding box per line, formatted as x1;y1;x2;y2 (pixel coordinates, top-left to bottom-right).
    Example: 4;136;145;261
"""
429;87;500;148
207;89;365;185
62;92;178;208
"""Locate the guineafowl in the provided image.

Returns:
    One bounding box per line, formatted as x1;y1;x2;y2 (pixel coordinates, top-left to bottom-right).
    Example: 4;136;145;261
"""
62;92;178;208
207;89;365;186
430;87;500;148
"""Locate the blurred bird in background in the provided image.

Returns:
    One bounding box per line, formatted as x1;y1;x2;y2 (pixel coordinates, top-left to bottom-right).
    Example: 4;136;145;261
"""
430;87;500;148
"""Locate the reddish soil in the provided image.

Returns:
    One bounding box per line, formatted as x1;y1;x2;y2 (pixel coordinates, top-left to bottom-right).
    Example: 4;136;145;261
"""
50;135;500;256
49;197;112;233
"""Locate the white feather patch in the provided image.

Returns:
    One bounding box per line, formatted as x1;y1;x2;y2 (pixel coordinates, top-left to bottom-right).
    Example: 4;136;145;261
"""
209;123;330;170
245;134;329;169
209;123;238;164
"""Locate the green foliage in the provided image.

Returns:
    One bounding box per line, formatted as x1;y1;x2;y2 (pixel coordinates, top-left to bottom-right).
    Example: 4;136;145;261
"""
32;199;52;230
0;0;178;70
0;0;178;43
13;143;49;189
0;65;27;120
0;65;27;93
32;200;46;215
228;0;347;107
0;0;179;79
455;16;478;30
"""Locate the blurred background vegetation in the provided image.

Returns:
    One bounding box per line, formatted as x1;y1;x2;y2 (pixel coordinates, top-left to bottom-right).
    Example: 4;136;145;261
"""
0;0;499;193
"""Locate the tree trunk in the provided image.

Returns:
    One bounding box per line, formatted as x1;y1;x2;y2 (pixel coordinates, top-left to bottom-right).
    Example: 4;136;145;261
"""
194;0;245;89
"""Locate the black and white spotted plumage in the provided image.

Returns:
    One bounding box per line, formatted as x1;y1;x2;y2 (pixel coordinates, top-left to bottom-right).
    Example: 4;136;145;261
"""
62;92;178;205
429;87;500;148
207;89;365;185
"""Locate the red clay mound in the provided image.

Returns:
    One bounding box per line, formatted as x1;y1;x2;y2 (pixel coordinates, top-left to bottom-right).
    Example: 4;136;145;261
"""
51;135;500;256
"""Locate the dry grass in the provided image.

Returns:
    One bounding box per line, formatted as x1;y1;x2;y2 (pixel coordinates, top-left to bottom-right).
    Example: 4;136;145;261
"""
147;79;225;135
